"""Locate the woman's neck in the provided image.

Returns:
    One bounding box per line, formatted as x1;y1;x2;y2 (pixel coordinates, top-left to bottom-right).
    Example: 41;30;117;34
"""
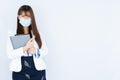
23;27;29;34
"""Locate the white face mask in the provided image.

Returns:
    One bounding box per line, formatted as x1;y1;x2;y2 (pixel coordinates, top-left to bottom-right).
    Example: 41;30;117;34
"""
19;18;31;27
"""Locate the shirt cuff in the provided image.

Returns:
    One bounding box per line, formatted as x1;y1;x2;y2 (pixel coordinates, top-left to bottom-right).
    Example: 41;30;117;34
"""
35;48;40;58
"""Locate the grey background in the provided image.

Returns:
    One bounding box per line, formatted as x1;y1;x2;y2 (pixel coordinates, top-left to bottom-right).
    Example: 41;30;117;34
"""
0;0;120;80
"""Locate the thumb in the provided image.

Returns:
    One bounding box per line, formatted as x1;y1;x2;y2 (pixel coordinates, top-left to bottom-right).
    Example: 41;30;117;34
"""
29;38;33;42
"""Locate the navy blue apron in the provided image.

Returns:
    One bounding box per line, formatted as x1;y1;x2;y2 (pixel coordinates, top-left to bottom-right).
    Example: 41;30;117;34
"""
12;55;46;80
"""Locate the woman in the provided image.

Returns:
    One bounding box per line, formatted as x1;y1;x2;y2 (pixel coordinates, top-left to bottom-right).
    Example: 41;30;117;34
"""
6;5;48;80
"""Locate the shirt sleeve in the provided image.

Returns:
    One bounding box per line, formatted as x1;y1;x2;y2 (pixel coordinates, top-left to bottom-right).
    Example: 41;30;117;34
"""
34;33;48;58
6;30;25;59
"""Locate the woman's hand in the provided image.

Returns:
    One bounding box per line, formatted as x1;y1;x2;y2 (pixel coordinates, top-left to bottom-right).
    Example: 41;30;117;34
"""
23;37;34;53
27;47;36;54
26;38;34;48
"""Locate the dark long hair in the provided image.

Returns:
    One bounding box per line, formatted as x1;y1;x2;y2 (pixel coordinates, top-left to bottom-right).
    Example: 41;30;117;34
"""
16;5;42;48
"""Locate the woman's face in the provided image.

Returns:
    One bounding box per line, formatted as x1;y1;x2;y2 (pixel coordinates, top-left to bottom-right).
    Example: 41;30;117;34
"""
18;11;31;34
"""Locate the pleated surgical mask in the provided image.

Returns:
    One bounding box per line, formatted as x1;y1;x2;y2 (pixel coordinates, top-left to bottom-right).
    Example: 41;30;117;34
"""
19;18;31;27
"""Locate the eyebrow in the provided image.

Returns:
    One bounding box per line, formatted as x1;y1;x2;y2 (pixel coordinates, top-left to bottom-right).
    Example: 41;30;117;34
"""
24;13;30;16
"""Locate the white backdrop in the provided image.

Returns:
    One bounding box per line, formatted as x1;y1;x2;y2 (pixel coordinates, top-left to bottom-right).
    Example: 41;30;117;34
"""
1;0;120;80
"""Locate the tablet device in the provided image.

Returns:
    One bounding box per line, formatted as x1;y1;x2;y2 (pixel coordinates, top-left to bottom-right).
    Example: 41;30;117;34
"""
10;34;30;49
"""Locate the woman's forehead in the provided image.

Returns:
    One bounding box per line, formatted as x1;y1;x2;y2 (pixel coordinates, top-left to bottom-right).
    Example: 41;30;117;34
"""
20;11;31;16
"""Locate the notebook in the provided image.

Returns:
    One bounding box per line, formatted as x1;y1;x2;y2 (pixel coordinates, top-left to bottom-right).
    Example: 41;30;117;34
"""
10;34;30;49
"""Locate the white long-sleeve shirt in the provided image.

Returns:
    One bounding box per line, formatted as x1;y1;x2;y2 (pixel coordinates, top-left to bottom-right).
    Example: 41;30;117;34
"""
6;30;48;72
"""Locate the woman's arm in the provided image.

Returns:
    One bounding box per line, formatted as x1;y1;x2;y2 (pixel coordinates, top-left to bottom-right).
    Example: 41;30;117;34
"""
6;31;25;59
34;33;48;58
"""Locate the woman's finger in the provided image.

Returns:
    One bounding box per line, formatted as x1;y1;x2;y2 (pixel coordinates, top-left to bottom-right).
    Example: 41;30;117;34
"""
29;38;34;42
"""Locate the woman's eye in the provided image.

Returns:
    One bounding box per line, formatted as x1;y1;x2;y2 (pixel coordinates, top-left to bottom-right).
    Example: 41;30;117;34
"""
28;15;31;17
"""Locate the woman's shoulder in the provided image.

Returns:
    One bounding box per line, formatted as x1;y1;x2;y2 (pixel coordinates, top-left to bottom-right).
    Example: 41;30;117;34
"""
7;29;46;39
7;29;16;36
